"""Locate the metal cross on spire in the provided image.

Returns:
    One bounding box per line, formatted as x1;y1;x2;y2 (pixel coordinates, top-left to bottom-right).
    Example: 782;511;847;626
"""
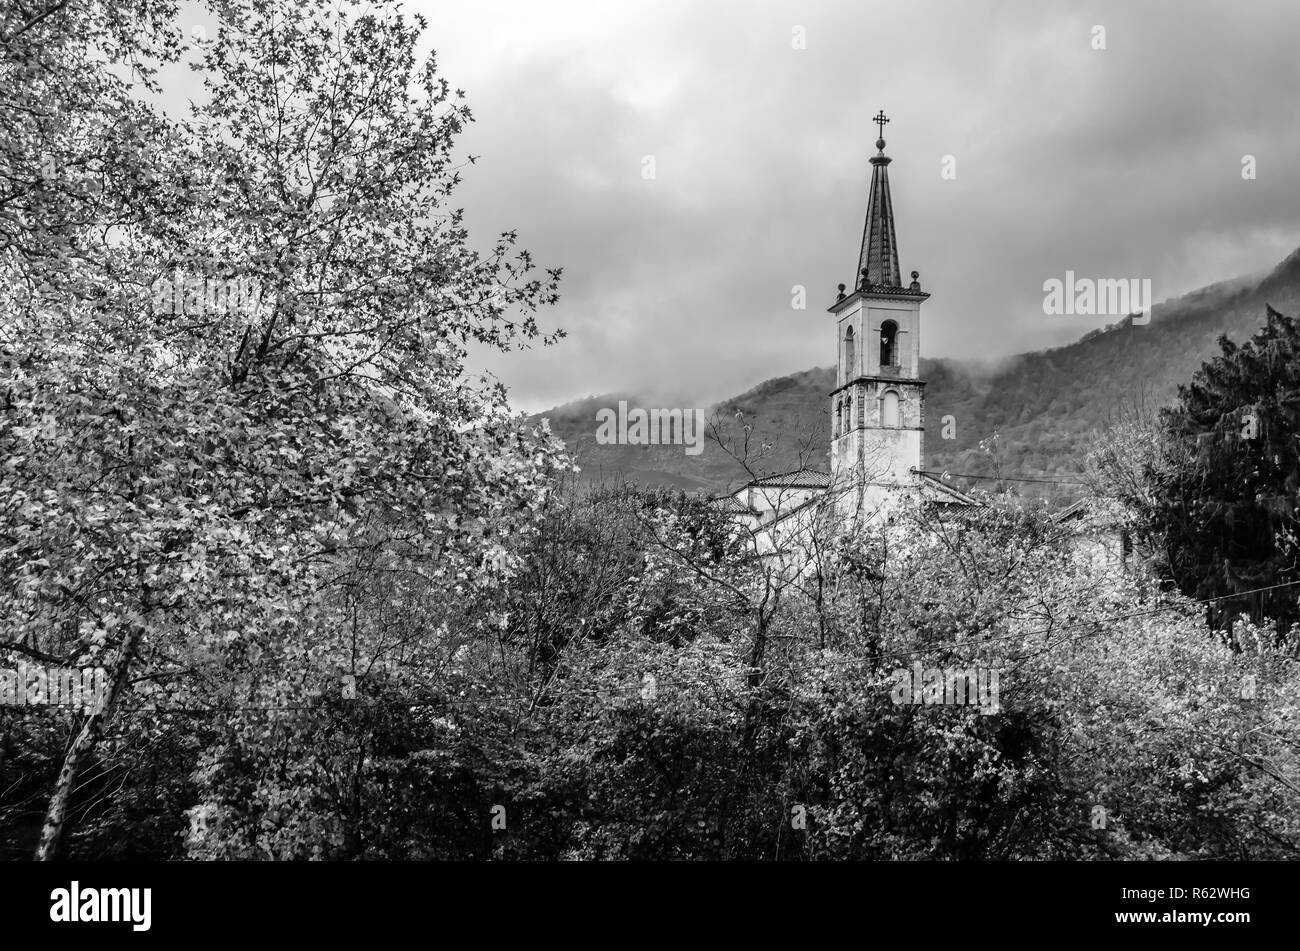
873;109;890;140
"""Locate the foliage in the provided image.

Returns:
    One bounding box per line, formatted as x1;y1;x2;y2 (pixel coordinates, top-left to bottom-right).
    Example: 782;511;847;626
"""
1148;305;1300;634
1;0;562;857
2;0;1297;863
130;489;1300;860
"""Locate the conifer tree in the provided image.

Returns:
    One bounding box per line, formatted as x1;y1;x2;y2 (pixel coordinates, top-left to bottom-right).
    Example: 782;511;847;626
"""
1155;304;1300;635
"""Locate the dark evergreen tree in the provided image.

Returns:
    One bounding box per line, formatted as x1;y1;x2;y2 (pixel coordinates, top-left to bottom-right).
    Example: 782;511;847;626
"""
1155;305;1300;637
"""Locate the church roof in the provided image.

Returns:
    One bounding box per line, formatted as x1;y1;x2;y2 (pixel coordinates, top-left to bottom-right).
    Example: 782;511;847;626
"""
747;467;832;489
709;495;758;515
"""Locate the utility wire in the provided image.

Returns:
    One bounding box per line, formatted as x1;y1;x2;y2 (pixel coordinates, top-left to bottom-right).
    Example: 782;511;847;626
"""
918;468;1092;486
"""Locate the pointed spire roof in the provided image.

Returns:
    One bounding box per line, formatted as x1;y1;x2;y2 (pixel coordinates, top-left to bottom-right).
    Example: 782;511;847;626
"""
830;112;928;312
856;111;902;290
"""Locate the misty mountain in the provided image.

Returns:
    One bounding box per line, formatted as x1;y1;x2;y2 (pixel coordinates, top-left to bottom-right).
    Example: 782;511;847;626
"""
536;247;1300;501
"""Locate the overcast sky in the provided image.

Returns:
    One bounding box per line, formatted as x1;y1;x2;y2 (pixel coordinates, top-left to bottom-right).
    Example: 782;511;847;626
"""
410;0;1300;412
160;1;1300;412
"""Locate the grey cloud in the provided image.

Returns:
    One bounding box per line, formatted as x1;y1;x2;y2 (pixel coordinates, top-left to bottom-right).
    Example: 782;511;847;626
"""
421;0;1300;411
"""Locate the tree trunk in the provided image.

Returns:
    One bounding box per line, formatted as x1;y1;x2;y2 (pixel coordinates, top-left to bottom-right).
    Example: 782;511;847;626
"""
34;623;142;860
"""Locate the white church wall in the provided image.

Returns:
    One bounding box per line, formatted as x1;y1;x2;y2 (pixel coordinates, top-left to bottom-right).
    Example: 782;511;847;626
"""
738;483;824;520
835;299;864;389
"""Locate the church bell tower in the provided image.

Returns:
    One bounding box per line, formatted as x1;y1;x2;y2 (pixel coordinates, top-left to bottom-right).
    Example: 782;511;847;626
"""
829;112;930;501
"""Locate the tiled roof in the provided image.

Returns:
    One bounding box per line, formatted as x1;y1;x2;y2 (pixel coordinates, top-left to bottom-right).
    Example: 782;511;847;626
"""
709;495;757;515
748;468;832;489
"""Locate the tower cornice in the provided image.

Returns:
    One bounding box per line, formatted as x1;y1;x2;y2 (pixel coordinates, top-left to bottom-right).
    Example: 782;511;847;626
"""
830;374;927;398
828;284;930;314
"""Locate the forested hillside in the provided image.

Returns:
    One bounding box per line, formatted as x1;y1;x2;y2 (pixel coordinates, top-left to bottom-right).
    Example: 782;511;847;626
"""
539;248;1300;502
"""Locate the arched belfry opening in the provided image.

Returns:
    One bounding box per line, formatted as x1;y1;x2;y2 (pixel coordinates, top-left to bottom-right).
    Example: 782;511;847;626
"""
844;326;856;378
880;320;898;368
